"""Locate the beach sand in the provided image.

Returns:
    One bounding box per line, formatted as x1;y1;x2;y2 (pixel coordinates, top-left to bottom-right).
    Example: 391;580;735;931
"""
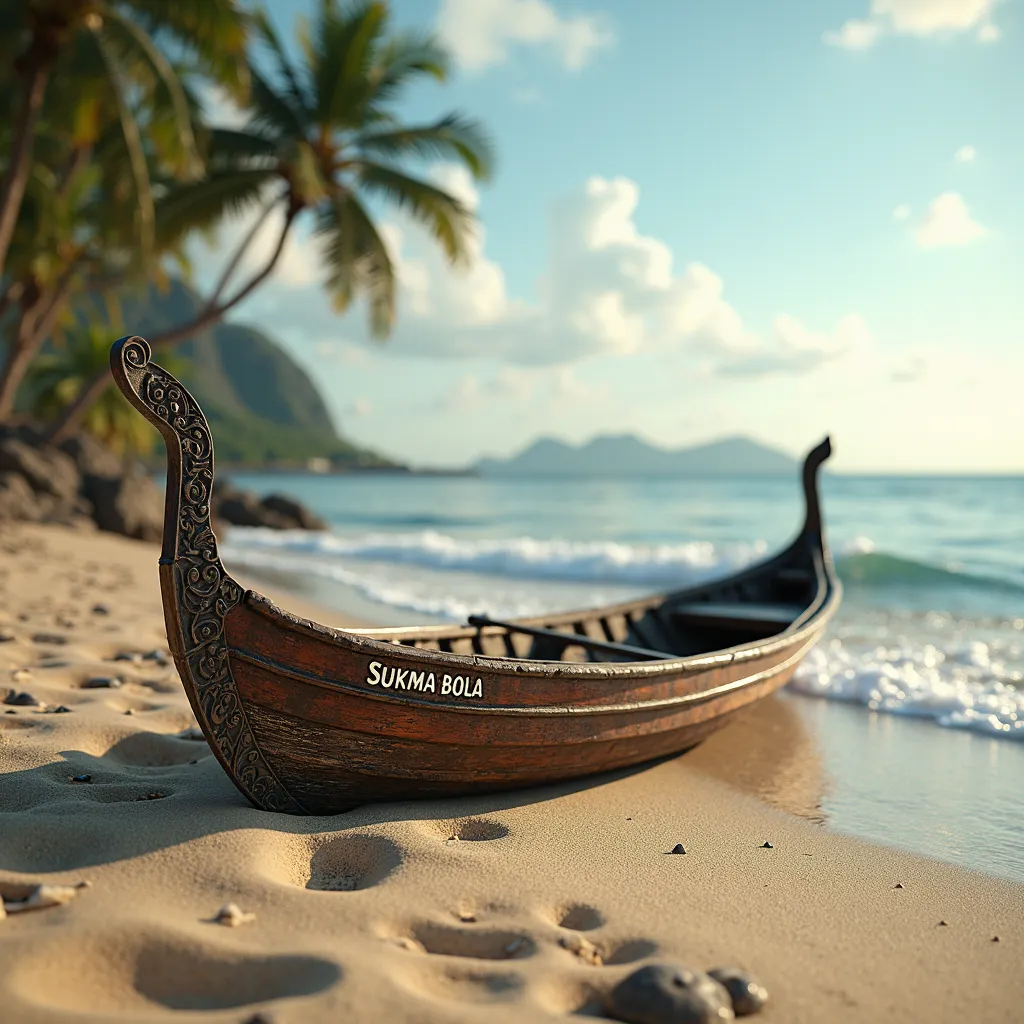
1;522;1021;1023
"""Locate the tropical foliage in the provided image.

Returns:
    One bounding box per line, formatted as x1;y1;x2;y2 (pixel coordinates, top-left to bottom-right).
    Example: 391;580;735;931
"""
0;0;492;454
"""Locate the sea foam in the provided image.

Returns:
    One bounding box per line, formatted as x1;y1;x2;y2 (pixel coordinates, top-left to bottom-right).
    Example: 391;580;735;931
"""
791;637;1024;740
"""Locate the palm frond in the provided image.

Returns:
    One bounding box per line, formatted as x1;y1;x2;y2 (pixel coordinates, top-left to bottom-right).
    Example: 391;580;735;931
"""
155;168;278;250
356;163;474;265
122;0;251;100
356;113;494;180
314;193;395;338
97;3;201;177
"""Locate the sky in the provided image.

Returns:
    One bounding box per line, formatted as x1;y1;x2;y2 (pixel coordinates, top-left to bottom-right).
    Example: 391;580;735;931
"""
193;0;1024;473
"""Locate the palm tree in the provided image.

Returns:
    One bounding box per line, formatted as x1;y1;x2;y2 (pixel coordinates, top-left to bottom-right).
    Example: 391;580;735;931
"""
26;317;164;455
0;0;250;282
0;68;200;420
50;0;494;440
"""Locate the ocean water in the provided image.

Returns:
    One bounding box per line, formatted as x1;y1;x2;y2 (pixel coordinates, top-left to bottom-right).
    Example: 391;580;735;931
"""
219;472;1024;881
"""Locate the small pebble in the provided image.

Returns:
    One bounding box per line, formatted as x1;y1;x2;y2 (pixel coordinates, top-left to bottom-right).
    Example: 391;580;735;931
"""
212;903;256;927
4;689;38;706
45;705;72;714
708;968;769;1017
112;652;140;663
456;909;476;923
241;1015;273;1024
81;677;122;689
0;630;14;643
10;669;32;684
124;708;134;716
71;774;92;784
938;921;947;927
91;604;110;615
894;883;903;889
670;844;687;855
31;633;67;646
992;936;999;943
760;842;773;849
3;883;86;914
4;709;16;715
142;649;169;665
607;963;735;1023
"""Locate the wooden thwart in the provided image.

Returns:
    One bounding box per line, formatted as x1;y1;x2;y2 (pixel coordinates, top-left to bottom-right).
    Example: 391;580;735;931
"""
467;614;670;661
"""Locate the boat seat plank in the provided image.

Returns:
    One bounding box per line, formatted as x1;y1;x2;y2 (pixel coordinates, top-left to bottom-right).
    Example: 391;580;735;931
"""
671;602;805;633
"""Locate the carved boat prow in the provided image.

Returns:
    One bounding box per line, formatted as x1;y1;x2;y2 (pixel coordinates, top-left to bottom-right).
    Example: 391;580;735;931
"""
112;335;841;816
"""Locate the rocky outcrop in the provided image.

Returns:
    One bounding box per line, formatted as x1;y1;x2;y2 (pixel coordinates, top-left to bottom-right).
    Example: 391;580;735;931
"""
0;424;326;539
213;483;327;532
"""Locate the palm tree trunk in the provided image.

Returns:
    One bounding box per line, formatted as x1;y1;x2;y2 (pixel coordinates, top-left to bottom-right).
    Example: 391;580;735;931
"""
0;268;79;421
0;46;56;280
47;205;299;442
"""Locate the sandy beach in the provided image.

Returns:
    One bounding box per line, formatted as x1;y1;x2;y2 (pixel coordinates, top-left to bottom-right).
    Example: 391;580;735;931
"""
1;522;1021;1023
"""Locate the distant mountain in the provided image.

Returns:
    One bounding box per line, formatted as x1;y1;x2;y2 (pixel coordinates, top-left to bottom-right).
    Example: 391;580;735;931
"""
475;434;799;477
112;280;400;469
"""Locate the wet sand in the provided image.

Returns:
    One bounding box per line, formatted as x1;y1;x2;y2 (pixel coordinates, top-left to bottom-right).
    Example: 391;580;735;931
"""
1;522;1021;1022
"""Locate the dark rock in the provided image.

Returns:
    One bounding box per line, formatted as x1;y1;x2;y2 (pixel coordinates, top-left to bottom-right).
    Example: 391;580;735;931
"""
81;677;121;689
83;469;163;542
761;842;773;849
216;493;293;529
141;649;169;664
606;963;734;1023
260;493;327;530
0;630;15;642
0;471;41;521
91;604;110;615
32;632;68;646
670;844;687;855
59;432;124;479
112;652;140;662
71;774;92;783
3;690;39;706
45;705;72;713
708;968;769;1017
893;883;903;889
0;434;80;506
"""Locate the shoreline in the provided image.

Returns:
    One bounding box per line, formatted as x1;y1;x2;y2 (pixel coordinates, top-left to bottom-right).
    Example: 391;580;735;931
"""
1;523;1021;1022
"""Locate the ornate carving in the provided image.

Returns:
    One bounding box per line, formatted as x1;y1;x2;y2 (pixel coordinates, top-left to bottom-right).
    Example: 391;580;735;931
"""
111;336;303;813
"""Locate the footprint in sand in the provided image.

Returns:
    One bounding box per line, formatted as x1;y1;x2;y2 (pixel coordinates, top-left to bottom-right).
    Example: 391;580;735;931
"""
401;922;536;960
432;817;510;843
549;904;658;967
102;731;210;768
5;925;341;1015
304;834;404;892
391;921;534;1007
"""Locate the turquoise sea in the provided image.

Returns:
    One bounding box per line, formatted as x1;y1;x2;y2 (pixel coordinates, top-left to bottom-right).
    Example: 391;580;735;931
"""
217;471;1024;883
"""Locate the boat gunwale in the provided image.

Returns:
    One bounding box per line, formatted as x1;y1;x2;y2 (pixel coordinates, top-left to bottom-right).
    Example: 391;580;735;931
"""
233;553;841;682
230;629;824;717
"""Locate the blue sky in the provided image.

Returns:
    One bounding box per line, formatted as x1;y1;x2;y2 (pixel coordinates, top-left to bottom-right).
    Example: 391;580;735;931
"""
196;0;1024;472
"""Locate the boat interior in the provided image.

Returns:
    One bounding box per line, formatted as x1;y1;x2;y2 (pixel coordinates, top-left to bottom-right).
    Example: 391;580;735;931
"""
343;538;825;665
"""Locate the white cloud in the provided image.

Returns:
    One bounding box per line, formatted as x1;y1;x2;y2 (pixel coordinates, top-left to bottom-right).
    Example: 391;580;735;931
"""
914;191;986;248
892;203;911;221
823;19;883;48
268;172;867;377
954;144;976;162
436;0;614;72
197;83;249;130
824;0;1000;48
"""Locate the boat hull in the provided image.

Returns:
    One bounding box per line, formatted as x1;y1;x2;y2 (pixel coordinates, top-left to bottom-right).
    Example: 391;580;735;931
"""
223;596;823;814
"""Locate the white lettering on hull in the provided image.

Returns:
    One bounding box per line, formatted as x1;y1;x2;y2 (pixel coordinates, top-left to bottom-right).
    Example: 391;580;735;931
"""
365;661;484;701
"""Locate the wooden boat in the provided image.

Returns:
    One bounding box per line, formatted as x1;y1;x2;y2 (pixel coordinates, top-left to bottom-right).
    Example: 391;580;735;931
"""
111;335;842;815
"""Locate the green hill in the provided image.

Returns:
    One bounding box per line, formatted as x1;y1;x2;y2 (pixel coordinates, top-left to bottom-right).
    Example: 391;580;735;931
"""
113;280;399;469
